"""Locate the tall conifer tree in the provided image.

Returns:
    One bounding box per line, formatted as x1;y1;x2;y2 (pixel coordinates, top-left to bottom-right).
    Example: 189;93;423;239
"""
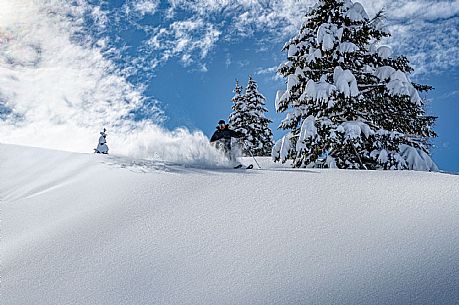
272;0;437;170
229;77;274;156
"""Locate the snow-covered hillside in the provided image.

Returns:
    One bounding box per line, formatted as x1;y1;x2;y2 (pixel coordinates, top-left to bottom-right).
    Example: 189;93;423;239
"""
1;144;458;305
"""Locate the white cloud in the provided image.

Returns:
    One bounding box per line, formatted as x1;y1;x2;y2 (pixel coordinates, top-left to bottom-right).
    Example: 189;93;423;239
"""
255;66;277;75
164;0;312;38
0;1;136;128
154;0;459;73
387;0;459;20
255;66;282;80
146;17;221;67
225;54;232;67
167;0;232;15
355;1;459;73
134;0;160;16
137;0;309;69
388;18;459;73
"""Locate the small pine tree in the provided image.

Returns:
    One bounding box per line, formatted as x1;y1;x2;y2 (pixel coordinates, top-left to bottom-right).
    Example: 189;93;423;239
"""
229;77;274;156
272;0;437;170
95;128;109;154
228;79;247;138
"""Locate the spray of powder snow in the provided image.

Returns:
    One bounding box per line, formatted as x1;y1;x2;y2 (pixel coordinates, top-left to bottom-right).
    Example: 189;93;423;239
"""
0;0;228;167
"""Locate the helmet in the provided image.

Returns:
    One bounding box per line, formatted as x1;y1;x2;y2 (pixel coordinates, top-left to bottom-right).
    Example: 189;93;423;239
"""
218;120;225;125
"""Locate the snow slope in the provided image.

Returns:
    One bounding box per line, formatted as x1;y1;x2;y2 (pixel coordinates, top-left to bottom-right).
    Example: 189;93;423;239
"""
1;144;458;305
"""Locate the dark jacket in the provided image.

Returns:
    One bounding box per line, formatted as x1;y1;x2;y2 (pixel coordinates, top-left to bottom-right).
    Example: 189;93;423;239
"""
210;125;241;143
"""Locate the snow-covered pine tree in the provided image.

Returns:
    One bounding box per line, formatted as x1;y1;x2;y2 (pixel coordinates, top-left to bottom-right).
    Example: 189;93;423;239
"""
272;0;437;170
95;128;109;154
228;79;247;137
229;77;274;156
228;79;249;154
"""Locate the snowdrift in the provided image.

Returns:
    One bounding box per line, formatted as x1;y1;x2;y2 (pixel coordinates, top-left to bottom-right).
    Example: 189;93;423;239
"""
1;144;458;305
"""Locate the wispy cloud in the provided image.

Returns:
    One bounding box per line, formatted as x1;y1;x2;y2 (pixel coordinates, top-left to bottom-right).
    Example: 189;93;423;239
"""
231;0;310;38
146;17;221;67
386;0;459;20
255;66;282;81
133;0;160;16
358;0;459;73
389;18;459;73
255;66;277;75
129;0;311;70
137;0;459;74
164;0;311;39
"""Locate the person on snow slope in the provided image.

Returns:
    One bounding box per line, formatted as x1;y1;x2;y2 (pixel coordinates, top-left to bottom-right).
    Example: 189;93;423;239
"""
210;120;243;164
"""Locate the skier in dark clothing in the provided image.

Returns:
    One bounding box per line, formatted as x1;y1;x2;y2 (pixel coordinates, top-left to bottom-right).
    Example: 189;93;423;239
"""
210;120;242;164
210;120;241;143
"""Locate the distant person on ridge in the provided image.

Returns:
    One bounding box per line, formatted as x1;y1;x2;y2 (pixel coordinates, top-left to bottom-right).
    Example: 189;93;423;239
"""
210;120;242;164
94;128;109;154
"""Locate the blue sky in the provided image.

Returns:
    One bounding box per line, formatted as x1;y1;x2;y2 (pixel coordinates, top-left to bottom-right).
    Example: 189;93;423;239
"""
1;0;458;171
